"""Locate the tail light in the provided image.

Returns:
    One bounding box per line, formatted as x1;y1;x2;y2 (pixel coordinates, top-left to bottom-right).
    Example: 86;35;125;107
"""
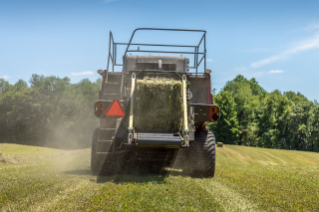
95;102;102;117
191;104;220;123
209;106;220;121
212;113;219;121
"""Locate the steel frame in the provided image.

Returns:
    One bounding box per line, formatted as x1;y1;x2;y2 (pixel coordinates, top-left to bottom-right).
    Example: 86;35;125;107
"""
106;28;207;76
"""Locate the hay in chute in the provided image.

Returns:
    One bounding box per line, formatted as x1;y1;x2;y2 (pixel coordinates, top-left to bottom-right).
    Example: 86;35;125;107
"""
134;77;183;132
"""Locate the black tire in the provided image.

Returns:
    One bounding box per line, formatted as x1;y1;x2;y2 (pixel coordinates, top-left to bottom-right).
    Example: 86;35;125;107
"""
187;130;216;178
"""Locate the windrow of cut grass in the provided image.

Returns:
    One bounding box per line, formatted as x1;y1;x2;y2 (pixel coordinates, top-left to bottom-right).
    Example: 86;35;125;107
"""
215;145;319;211
0;144;62;164
0;143;65;156
0;144;87;165
1;143;319;211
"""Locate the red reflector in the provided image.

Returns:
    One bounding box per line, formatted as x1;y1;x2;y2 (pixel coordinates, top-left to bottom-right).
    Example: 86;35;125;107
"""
209;107;213;120
106;100;125;117
202;125;206;130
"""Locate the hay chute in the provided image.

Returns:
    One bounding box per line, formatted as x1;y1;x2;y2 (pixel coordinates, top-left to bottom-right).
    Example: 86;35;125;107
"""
134;77;183;132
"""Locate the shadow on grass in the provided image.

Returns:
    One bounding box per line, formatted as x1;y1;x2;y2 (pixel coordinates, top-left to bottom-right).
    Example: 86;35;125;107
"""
63;150;186;184
96;174;167;184
63;166;183;184
63;169;92;175
63;168;171;184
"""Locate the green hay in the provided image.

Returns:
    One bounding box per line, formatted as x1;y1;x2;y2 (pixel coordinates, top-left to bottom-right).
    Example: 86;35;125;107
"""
134;77;183;132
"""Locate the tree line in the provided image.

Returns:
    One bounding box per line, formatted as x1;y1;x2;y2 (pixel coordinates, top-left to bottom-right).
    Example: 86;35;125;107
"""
0;75;101;149
1;74;318;152
209;75;319;152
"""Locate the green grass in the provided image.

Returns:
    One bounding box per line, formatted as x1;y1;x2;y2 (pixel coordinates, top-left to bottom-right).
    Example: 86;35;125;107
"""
1;144;319;211
215;145;319;211
0;144;65;156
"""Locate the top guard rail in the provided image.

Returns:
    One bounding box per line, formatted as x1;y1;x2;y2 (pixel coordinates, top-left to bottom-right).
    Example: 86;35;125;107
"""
106;28;207;76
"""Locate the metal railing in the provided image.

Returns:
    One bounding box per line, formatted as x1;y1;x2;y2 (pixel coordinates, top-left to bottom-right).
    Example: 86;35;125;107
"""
106;28;207;76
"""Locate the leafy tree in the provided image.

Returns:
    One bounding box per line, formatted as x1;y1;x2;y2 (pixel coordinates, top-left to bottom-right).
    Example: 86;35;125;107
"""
212;75;319;152
0;75;100;149
222;75;261;145
209;91;241;144
257;90;290;149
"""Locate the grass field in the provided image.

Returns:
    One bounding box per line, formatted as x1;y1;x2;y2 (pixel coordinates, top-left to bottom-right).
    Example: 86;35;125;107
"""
1;143;319;211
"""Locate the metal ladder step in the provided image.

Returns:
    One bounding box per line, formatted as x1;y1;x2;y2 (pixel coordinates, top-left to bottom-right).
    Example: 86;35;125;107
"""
105;83;121;89
97;117;118;153
106;81;120;85
98;139;113;142
107;75;123;84
103;93;121;95
99;128;115;131
99;128;115;140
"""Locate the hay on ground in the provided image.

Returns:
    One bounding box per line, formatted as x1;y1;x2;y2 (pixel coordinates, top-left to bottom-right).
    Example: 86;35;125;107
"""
217;142;223;147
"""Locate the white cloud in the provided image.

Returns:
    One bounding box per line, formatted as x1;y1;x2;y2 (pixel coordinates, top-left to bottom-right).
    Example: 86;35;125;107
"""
206;58;214;62
269;70;284;74
305;24;319;31
71;71;95;76
1;75;10;80
251;34;319;68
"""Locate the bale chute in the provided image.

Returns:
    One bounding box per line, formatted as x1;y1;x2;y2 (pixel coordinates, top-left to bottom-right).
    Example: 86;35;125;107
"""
134;77;183;133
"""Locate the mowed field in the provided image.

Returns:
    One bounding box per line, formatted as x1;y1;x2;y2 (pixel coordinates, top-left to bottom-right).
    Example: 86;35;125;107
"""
1;144;319;212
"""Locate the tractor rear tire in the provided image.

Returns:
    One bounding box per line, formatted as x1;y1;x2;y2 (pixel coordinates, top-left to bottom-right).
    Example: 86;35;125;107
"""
187;129;216;178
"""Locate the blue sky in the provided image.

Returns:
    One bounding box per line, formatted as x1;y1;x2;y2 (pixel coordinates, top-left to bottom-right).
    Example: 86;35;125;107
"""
1;0;319;101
